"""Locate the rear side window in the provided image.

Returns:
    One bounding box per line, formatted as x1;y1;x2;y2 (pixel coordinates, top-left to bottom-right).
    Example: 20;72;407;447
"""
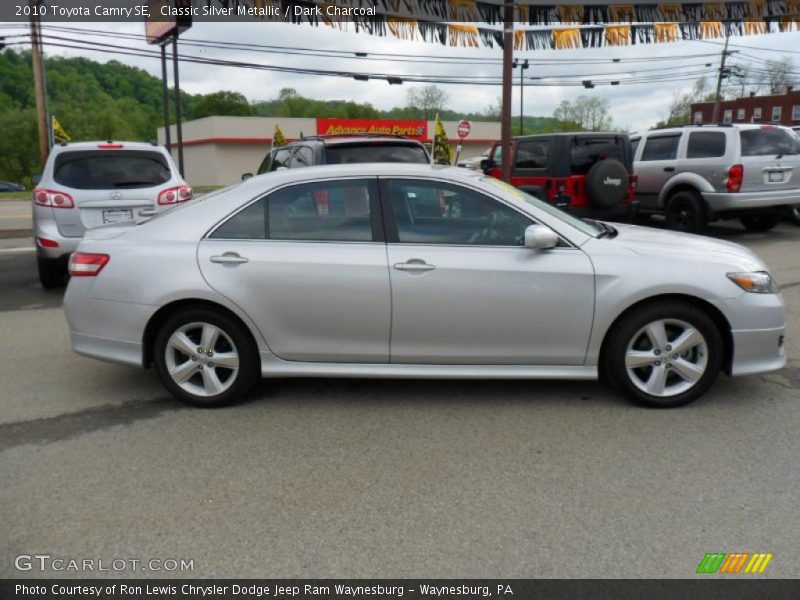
53;151;171;190
515;140;549;169
640;135;680;161
268;179;377;241
325;144;429;165
740;127;798;156
570;136;629;174
211;201;266;240
686;132;726;158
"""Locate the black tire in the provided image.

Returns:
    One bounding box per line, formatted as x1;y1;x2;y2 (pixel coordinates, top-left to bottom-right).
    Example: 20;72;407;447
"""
37;257;66;289
740;213;781;232
603;301;723;408
584;159;630;210
786;205;800;226
153;307;259;408
665;190;707;233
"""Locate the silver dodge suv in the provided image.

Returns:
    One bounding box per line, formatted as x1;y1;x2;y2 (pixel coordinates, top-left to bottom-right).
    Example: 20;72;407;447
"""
33;141;190;288
632;124;800;233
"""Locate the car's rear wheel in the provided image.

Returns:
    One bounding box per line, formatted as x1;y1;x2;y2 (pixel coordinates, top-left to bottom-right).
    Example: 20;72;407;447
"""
37;257;66;289
154;307;258;408
740;213;781;232
665;191;707;233
603;302;723;408
786;205;800;226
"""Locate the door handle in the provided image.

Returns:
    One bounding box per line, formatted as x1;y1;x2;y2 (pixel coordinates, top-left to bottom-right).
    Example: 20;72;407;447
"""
663;167;675;172
393;260;435;272
210;252;249;264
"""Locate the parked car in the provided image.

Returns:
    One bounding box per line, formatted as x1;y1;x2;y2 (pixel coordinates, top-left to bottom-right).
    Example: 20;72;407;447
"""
32;141;191;289
632;124;800;233
0;180;24;192
242;134;430;179
63;164;785;409
480;132;638;220
457;147;491;170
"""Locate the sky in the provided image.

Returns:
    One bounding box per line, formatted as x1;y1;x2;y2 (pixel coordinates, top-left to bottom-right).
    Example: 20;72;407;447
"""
1;19;798;133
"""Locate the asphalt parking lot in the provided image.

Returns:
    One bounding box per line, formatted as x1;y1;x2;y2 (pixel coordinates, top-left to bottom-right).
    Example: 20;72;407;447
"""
1;215;799;579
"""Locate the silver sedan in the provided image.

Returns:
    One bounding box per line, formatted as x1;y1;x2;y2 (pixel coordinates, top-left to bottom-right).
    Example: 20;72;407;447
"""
63;164;786;408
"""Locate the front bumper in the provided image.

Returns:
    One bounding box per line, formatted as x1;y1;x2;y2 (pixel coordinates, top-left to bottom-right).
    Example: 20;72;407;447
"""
703;189;800;211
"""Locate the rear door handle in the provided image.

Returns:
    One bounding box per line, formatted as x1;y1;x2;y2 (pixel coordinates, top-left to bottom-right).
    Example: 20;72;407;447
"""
393;260;435;272
664;167;675;172
210;252;249;264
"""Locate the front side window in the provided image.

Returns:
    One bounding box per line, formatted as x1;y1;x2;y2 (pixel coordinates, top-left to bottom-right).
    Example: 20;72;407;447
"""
386;179;532;246
687;132;726;159
640;135;680;161
270;148;293;171
290;146;314;168
515;140;549;169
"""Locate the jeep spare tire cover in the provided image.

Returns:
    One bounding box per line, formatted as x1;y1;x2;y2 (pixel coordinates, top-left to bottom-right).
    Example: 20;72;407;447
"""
584;159;629;209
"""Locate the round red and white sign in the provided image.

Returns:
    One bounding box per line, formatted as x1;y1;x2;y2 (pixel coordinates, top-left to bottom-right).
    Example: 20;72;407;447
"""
457;120;471;139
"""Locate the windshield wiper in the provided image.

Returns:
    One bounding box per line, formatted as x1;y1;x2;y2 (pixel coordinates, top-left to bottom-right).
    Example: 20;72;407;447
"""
584;218;617;238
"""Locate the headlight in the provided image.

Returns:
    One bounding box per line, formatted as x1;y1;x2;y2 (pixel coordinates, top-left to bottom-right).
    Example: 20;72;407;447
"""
727;271;779;294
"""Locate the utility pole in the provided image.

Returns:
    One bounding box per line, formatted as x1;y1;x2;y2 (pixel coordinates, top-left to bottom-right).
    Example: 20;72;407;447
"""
160;43;171;150
172;32;185;177
500;2;514;182
29;0;50;165
712;32;731;123
513;58;529;135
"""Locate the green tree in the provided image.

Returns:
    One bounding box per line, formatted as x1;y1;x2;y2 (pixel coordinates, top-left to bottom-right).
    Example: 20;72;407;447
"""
406;84;449;120
192;91;252;118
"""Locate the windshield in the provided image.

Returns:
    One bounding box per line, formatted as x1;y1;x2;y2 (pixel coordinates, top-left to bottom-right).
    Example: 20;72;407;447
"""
480;176;601;238
325;144;429;164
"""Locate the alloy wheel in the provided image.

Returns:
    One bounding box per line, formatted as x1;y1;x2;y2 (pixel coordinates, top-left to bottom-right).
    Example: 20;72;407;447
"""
164;322;240;397
624;318;708;397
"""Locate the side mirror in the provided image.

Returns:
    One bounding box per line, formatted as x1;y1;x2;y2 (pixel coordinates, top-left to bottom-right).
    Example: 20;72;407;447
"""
480;158;492;172
241;173;253;181
31;174;42;186
524;224;559;250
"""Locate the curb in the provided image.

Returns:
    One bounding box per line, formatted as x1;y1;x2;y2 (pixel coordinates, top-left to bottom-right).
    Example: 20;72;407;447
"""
0;229;33;240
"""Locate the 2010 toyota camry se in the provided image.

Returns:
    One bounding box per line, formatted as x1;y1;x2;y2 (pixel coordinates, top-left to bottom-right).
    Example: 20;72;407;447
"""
63;164;786;408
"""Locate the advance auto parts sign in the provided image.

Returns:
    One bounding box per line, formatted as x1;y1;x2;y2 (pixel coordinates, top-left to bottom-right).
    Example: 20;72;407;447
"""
317;118;428;141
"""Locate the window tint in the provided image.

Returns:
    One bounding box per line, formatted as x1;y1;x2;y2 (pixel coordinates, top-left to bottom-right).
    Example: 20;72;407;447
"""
740;127;798;157
570;136;629;174
211;200;266;239
630;137;640;156
687;132;726;158
270;149;292;171
387;179;532;246
515;140;549;169
53;151;170;190
324;144;429;165
640;135;680;161
267;179;376;242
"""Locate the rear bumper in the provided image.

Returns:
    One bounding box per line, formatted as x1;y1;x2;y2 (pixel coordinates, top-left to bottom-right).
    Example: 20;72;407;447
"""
703;189;800;211
34;219;80;260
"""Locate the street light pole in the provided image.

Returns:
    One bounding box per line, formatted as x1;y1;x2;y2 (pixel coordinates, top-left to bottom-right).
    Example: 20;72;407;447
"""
512;58;529;135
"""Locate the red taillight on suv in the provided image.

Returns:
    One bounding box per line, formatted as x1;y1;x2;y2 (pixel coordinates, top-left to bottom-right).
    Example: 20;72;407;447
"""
157;185;193;205
33;188;75;208
68;253;110;277
727;164;744;193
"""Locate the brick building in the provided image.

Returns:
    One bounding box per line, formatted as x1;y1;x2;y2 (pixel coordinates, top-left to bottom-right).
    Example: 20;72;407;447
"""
690;87;800;127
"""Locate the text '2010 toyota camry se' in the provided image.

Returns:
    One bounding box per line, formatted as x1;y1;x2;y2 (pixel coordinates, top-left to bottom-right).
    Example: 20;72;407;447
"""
63;164;786;408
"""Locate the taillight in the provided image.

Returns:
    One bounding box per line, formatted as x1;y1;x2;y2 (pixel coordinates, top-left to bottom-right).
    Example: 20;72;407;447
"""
68;253;109;277
33;188;75;208
630;174;639;189
157;185;193;205
727;164;744;193
37;237;59;248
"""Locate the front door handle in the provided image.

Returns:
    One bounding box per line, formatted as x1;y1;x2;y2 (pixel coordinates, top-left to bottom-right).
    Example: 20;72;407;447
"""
664;167;676;172
210;252;249;264
393;260;435;272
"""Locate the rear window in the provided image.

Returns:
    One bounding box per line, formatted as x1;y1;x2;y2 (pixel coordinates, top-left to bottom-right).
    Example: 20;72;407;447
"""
54;150;171;190
740;127;799;157
325;143;429;165
687;132;726;158
570;136;630;174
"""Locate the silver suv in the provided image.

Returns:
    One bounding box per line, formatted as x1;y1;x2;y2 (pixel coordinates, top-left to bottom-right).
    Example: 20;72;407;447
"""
632;124;800;233
33;141;190;288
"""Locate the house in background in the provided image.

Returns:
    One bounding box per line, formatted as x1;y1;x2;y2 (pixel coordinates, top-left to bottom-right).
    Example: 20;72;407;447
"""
691;87;800;127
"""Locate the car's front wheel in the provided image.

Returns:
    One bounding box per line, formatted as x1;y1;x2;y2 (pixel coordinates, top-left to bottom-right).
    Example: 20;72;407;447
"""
604;302;723;408
153;307;259;407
